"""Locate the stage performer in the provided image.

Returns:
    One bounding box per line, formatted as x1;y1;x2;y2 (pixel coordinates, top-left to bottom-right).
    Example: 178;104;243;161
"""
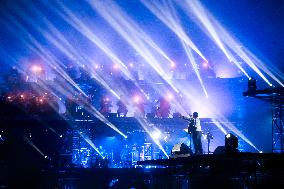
117;95;128;117
181;112;203;155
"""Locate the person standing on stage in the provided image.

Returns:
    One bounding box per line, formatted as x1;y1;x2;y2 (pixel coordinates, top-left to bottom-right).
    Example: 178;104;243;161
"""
191;112;203;155
181;112;203;155
116;95;128;117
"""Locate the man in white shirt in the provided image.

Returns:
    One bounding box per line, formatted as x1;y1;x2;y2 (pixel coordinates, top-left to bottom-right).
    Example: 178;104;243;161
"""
181;112;203;155
192;112;203;155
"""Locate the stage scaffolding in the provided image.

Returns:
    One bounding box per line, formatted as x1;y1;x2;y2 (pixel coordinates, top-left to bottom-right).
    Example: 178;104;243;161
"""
243;86;284;153
272;93;284;152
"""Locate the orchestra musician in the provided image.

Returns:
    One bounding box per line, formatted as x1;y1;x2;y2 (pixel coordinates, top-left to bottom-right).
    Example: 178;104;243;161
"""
99;96;112;117
181;112;203;155
117;95;128;117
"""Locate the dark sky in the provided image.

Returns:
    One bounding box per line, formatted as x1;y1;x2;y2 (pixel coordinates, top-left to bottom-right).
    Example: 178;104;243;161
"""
203;0;284;69
0;0;283;73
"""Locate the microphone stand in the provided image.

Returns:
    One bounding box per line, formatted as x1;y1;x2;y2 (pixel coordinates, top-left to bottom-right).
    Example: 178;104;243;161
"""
189;118;194;152
181;115;194;152
189;131;192;151
206;132;213;154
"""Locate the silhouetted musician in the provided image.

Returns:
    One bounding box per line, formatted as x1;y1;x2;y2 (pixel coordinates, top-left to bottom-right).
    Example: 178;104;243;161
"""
181;112;203;155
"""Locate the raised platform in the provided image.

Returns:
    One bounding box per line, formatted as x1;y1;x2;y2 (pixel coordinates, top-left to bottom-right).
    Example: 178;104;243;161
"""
138;153;284;173
1;153;284;189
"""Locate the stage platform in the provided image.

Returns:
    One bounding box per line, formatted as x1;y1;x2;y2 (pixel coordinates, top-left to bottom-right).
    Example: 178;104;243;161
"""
1;153;284;189
138;152;284;174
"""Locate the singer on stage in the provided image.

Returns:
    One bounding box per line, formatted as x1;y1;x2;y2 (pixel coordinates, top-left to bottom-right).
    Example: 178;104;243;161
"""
181;112;203;155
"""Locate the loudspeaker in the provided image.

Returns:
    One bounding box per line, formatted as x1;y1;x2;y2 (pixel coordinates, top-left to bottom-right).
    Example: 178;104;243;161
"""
213;145;239;154
171;143;193;156
213;146;226;154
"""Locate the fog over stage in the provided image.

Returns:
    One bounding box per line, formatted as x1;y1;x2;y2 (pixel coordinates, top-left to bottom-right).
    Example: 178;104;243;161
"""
0;0;283;188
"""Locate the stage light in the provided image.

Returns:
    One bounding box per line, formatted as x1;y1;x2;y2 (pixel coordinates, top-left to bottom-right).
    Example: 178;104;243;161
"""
225;133;238;153
202;133;207;140
166;93;174;101
182;41;209;98
226;133;231;139
211;119;227;134
151;130;162;140
5;0;266;157
24;136;45;157
31;65;43;73
32;65;38;72
170;62;176;68
248;77;257;93
164;135;168;141
141;0;207;62
177;0;283;85
94;64;100;69
88;0;179;93
79;133;105;158
113;64;119;69
133;95;140;103
214;133;239;154
202;62;208;68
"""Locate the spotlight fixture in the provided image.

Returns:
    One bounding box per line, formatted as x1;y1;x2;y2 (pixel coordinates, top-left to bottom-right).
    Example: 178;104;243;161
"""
166;93;174;100
214;133;239;154
247;77;257;94
202;62;209;68
94;64;100;69
225;133;239;153
151;130;162;140
170;62;176;68
31;65;43;73
133;95;140;103
113;64;119;69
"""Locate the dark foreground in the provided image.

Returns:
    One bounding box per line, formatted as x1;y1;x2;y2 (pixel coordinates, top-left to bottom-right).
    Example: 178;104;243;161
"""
1;153;284;189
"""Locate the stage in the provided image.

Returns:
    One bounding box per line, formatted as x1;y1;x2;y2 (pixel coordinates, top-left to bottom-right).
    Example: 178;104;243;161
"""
0;0;283;188
1;153;284;189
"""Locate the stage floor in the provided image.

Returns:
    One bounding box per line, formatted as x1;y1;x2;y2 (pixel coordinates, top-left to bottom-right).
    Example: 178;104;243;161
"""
1;153;284;189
